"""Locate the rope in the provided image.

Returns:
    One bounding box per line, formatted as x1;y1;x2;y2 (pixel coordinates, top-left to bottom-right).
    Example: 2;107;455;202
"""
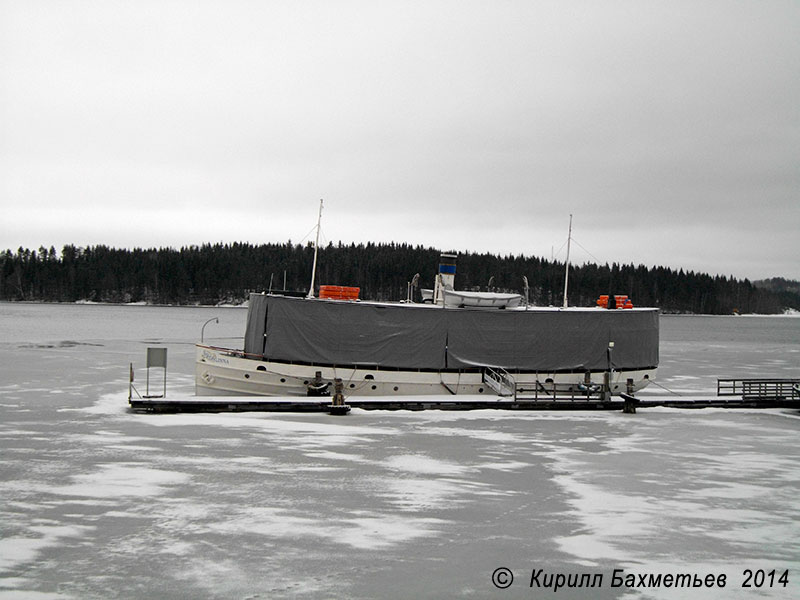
552;239;568;260
648;379;684;396
571;238;602;264
298;224;328;247
297;224;318;245
341;366;369;393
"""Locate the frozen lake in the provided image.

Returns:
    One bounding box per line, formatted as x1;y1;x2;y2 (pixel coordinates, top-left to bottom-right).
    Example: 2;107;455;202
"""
1;303;799;599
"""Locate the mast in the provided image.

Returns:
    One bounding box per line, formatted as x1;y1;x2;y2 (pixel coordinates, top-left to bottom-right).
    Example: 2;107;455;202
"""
562;214;572;308
306;199;323;299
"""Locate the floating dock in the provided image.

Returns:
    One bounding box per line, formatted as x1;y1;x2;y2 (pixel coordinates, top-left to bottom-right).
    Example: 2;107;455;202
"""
131;346;798;414
128;397;800;414
129;379;800;414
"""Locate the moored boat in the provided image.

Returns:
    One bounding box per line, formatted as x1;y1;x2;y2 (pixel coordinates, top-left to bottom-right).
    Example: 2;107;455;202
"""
195;254;659;398
442;289;522;309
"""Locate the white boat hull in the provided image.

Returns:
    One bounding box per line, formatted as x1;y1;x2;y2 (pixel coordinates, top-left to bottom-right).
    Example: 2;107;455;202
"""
443;289;523;309
196;345;656;397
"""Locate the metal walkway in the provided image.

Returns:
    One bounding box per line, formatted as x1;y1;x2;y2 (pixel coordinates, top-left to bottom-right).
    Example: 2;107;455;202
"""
482;367;609;402
717;378;800;400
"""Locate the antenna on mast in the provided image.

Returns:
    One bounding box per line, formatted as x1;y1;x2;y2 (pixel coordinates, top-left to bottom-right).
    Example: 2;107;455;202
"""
306;199;323;299
562;214;572;308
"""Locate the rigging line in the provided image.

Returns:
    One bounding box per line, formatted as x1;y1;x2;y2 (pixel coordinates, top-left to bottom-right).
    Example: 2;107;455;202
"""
570;238;602;265
297;224;319;245
552;239;568;261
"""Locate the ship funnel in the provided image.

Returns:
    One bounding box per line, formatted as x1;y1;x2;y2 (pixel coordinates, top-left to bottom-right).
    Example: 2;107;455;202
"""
433;253;457;306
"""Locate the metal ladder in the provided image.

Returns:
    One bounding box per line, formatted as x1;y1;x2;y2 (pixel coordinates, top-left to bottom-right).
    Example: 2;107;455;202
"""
482;367;517;398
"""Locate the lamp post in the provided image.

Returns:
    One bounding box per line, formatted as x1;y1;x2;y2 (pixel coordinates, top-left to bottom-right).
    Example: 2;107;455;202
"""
201;317;219;343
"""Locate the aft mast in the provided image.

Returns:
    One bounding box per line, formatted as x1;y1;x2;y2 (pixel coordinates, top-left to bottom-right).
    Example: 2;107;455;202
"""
562;214;572;308
306;199;324;299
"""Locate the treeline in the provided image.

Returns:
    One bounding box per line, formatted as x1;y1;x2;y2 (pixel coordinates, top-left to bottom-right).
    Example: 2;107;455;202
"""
754;277;800;295
2;243;798;314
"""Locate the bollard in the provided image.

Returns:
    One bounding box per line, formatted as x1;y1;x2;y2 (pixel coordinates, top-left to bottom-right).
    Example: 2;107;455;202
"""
621;393;639;414
332;378;345;405
327;378;351;415
306;371;331;396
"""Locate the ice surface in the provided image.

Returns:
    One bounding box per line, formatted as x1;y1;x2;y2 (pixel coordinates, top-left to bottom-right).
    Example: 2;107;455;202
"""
0;525;94;573
1;305;799;599
48;464;192;498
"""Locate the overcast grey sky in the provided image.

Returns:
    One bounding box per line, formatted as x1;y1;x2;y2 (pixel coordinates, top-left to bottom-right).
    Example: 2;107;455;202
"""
1;0;798;281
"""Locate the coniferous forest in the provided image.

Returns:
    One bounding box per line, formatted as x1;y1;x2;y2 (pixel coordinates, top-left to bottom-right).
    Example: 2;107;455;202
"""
1;242;798;315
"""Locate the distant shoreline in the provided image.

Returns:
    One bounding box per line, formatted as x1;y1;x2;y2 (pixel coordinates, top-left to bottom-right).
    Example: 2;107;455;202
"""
0;299;248;309
2;299;798;317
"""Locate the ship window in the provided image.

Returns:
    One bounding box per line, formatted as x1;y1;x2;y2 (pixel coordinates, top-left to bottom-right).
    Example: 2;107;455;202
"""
303;380;309;385
244;373;250;379
257;366;266;371
644;374;649;379
349;383;355;389
280;378;286;383
371;385;377;390
393;386;399;392
364;374;374;380
545;378;554;384
478;387;484;393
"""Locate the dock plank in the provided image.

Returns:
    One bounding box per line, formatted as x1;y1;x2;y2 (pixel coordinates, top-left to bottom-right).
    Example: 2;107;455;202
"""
128;395;800;414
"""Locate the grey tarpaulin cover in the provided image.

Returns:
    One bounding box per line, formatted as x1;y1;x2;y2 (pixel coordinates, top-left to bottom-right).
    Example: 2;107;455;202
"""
244;294;659;371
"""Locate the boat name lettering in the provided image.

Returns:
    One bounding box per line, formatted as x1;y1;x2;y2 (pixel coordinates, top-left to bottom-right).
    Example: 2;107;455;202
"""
202;350;230;365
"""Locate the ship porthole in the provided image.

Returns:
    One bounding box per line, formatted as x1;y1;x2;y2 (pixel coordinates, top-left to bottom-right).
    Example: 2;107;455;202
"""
478;387;484;393
244;373;250;379
364;374;374;380
303;380;309;385
257;366;266;372
545;378;554;384
393;386;399;392
644;374;649;379
349;384;355;389
371;385;377;390
280;378;286;383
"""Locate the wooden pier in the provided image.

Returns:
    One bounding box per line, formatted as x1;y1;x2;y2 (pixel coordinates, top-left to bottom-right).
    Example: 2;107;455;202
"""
128;389;800;414
127;362;800;413
130;345;798;414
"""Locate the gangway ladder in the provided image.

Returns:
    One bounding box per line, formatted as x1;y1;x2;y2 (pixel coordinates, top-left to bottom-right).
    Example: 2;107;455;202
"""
129;347;168;402
483;367;517;399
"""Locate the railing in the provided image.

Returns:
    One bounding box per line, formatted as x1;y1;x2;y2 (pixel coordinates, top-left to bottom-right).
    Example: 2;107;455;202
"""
481;367;611;402
483;367;517;398
717;378;800;399
516;381;607;402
